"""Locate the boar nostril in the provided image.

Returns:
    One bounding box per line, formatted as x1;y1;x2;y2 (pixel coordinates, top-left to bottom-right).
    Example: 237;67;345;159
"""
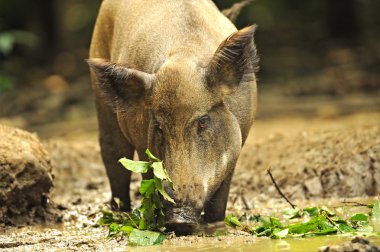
165;207;199;235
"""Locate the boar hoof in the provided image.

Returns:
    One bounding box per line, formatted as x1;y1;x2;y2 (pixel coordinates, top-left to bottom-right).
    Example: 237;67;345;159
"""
110;198;130;211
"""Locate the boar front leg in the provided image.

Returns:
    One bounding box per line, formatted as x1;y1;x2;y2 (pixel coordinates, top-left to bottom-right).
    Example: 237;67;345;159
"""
203;170;234;222
97;104;134;211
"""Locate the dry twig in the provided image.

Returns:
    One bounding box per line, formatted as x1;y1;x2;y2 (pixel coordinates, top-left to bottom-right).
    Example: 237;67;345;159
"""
240;189;251;210
267;168;296;209
341;200;368;207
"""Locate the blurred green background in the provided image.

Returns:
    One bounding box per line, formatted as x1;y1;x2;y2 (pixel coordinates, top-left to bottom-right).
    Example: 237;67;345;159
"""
0;0;379;130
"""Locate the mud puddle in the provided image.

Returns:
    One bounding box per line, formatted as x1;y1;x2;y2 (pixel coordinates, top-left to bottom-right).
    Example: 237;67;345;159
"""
145;236;380;252
2;224;379;251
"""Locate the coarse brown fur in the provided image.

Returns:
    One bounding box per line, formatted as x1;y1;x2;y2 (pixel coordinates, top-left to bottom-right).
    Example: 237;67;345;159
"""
88;0;258;233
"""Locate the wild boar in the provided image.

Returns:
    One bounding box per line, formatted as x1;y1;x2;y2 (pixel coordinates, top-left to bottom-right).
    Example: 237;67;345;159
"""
88;0;258;234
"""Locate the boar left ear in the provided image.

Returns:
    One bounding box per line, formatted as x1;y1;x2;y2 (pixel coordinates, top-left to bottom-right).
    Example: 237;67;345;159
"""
207;25;259;95
87;58;154;111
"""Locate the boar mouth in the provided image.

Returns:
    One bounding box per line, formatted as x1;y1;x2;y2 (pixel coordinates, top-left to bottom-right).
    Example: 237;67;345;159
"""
165;206;200;235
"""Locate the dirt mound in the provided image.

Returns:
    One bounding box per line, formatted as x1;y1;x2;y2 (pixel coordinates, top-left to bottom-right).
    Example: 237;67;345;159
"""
234;121;380;205
0;125;57;226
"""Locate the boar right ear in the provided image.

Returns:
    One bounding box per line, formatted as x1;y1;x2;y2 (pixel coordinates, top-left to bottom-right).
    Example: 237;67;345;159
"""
207;25;259;96
87;58;154;111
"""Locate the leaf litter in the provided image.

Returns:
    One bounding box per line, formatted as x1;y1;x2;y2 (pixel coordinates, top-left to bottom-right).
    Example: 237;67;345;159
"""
224;201;380;239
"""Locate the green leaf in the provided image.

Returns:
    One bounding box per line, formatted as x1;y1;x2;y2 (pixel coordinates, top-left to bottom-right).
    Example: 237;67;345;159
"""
99;211;116;225
145;149;160;162
152;162;167;180
152;162;173;183
154;178;175;204
284;208;302;219
140;197;156;228
350;213;368;222
120;226;134;235
139;179;155;197
371;200;380;220
269;217;284;228
338;222;355;233
155;233;167;244
272;228;288;239
108;223;121;237
303;207;319;217
139;217;146;230
288;216;320;234
319;219;335;230
256;228;273;237
224;214;242;227
258;216;270;227
320;207;335;217
119;158;150;173
128;229;166;246
314;227;337;235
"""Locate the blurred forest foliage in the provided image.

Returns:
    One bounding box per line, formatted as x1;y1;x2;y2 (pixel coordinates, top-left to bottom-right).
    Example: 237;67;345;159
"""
0;0;379;124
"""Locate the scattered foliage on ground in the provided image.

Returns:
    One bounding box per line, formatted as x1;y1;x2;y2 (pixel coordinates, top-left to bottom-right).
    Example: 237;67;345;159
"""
98;149;174;246
225;200;380;239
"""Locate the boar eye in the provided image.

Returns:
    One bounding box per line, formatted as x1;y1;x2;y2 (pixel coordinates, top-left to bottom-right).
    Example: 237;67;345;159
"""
197;115;210;132
154;122;162;133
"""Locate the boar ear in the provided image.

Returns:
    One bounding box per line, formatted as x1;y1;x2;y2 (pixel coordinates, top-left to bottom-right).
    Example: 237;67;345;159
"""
87;58;154;110
207;25;259;95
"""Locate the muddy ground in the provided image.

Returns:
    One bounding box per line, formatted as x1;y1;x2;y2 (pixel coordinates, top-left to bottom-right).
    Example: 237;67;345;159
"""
0;90;379;251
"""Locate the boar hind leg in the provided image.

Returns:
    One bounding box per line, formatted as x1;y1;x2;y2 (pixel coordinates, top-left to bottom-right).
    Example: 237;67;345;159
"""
97;106;134;211
203;171;234;223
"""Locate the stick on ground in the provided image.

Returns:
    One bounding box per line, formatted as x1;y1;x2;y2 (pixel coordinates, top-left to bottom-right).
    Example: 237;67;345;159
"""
240;189;251;210
341;200;369;207
267;169;296;209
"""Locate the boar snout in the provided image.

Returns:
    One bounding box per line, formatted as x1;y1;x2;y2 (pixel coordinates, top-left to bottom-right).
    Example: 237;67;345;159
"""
165;206;199;235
